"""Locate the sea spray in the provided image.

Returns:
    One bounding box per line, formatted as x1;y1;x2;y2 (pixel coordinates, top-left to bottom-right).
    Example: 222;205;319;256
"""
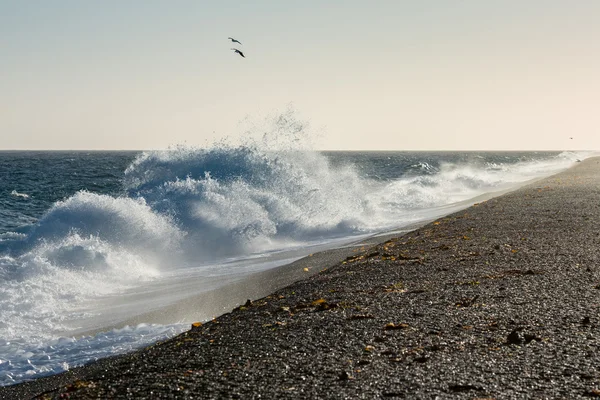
25;192;183;255
122;113;379;257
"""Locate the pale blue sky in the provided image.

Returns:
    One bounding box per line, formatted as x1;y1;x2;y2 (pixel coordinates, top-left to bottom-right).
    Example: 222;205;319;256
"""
2;1;599;150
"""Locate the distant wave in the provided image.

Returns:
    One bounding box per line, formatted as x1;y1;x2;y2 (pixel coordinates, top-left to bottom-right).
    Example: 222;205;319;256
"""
10;190;29;199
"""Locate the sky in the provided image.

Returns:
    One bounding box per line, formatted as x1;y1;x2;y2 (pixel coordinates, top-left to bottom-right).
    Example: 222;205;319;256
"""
2;1;599;151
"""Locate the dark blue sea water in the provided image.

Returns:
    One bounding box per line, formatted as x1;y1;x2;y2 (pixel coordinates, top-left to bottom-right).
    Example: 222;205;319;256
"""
0;147;588;386
0;152;135;235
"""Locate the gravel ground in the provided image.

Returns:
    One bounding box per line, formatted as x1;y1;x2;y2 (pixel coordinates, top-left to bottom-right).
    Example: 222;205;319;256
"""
3;157;600;399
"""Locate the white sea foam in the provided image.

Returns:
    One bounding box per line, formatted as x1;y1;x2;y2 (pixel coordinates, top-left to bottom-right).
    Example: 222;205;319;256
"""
0;323;187;385
26;191;183;257
10;190;29;199
0;232;26;242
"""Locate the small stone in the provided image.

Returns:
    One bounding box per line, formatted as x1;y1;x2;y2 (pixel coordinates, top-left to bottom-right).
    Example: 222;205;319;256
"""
338;371;352;380
524;333;541;343
506;329;524;345
384;322;410;330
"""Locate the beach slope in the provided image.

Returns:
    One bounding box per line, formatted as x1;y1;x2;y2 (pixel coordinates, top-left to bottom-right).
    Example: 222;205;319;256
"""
3;157;600;399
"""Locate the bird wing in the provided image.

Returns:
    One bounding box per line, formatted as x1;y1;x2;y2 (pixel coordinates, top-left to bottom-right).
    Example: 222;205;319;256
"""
231;48;245;57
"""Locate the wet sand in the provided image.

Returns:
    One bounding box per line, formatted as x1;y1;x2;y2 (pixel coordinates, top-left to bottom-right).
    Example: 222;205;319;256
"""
3;157;600;399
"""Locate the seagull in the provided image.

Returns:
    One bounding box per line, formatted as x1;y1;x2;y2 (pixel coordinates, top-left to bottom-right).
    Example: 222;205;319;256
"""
231;48;245;58
228;37;242;45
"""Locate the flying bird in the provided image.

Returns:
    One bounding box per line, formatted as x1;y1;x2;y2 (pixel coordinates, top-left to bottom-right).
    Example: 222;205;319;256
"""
231;48;245;58
228;37;242;45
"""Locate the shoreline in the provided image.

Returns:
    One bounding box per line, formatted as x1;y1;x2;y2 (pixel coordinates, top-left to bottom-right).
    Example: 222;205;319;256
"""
71;230;419;338
3;157;600;398
72;173;550;337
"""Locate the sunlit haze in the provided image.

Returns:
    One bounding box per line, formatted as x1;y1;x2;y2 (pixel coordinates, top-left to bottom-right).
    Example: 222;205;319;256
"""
2;1;599;150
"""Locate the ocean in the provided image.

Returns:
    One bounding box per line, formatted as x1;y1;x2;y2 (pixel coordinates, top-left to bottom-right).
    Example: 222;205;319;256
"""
0;146;588;386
